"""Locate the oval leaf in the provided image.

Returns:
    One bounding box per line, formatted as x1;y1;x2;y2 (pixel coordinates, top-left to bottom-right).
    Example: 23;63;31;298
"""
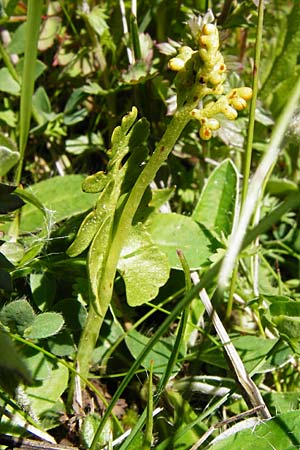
125;329;184;376
20;175;98;232
147;213;213;270
209;410;300;450
192;159;238;237
0;146;19;176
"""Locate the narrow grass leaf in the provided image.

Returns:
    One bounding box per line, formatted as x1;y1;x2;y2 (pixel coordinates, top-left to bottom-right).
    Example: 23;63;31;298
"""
15;0;43;184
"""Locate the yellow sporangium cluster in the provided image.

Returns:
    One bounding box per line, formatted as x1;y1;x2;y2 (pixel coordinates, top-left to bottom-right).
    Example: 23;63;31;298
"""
191;87;253;140
168;46;195;72
168;11;252;140
198;23;226;94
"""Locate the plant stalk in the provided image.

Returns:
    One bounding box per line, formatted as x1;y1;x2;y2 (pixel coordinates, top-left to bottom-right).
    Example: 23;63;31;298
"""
226;0;264;319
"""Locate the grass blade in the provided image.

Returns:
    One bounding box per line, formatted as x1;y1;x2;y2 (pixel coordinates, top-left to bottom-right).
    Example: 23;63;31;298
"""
15;0;43;185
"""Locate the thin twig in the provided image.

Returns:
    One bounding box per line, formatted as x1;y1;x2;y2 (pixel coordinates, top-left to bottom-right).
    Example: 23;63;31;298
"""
191;272;271;420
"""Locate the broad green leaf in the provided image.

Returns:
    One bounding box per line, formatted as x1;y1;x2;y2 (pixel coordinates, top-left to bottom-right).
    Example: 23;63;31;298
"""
7;22;26;54
32;86;52;125
261;3;300;111
209;410;300;450
269;299;300;317
64;87;87;114
264;392;300;415
192;159;238;237
38;2;61;51
20;175;98;232
0;68;20;95
22;347;51;380
273;316;300;344
0;329;32;395
30;271;57;311
267;177;298;196
16;58;46;81
24;312;64;339
146;213;213;270
54;298;87;331
125;329;184;376
0;109;17;127
47;331;76;357
122;61;157;85
63;108;87;126
266;297;300;349
196;336;291;374
0;299;35;335
118;223;170;307
66;133;104;156
0;241;24;264
0;146;19;176
0;134;17;153
81;414;113;449
25;359;68;419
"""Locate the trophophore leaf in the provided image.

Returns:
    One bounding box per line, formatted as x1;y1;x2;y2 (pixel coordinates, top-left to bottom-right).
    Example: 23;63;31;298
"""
68;108;150;314
118;223;169;306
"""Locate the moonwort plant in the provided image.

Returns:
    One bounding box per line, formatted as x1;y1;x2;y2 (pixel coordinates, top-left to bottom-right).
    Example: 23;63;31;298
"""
67;10;252;385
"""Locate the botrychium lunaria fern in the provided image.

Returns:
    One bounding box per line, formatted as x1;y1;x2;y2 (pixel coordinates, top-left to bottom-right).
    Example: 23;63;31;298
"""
165;10;252;140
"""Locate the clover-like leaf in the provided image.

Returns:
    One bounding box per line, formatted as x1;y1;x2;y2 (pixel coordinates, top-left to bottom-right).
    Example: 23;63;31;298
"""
24;312;64;339
0;299;35;335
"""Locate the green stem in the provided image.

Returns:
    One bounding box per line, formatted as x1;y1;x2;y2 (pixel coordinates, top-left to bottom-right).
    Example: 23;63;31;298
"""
241;0;264;206
226;0;264;319
75;303;103;380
